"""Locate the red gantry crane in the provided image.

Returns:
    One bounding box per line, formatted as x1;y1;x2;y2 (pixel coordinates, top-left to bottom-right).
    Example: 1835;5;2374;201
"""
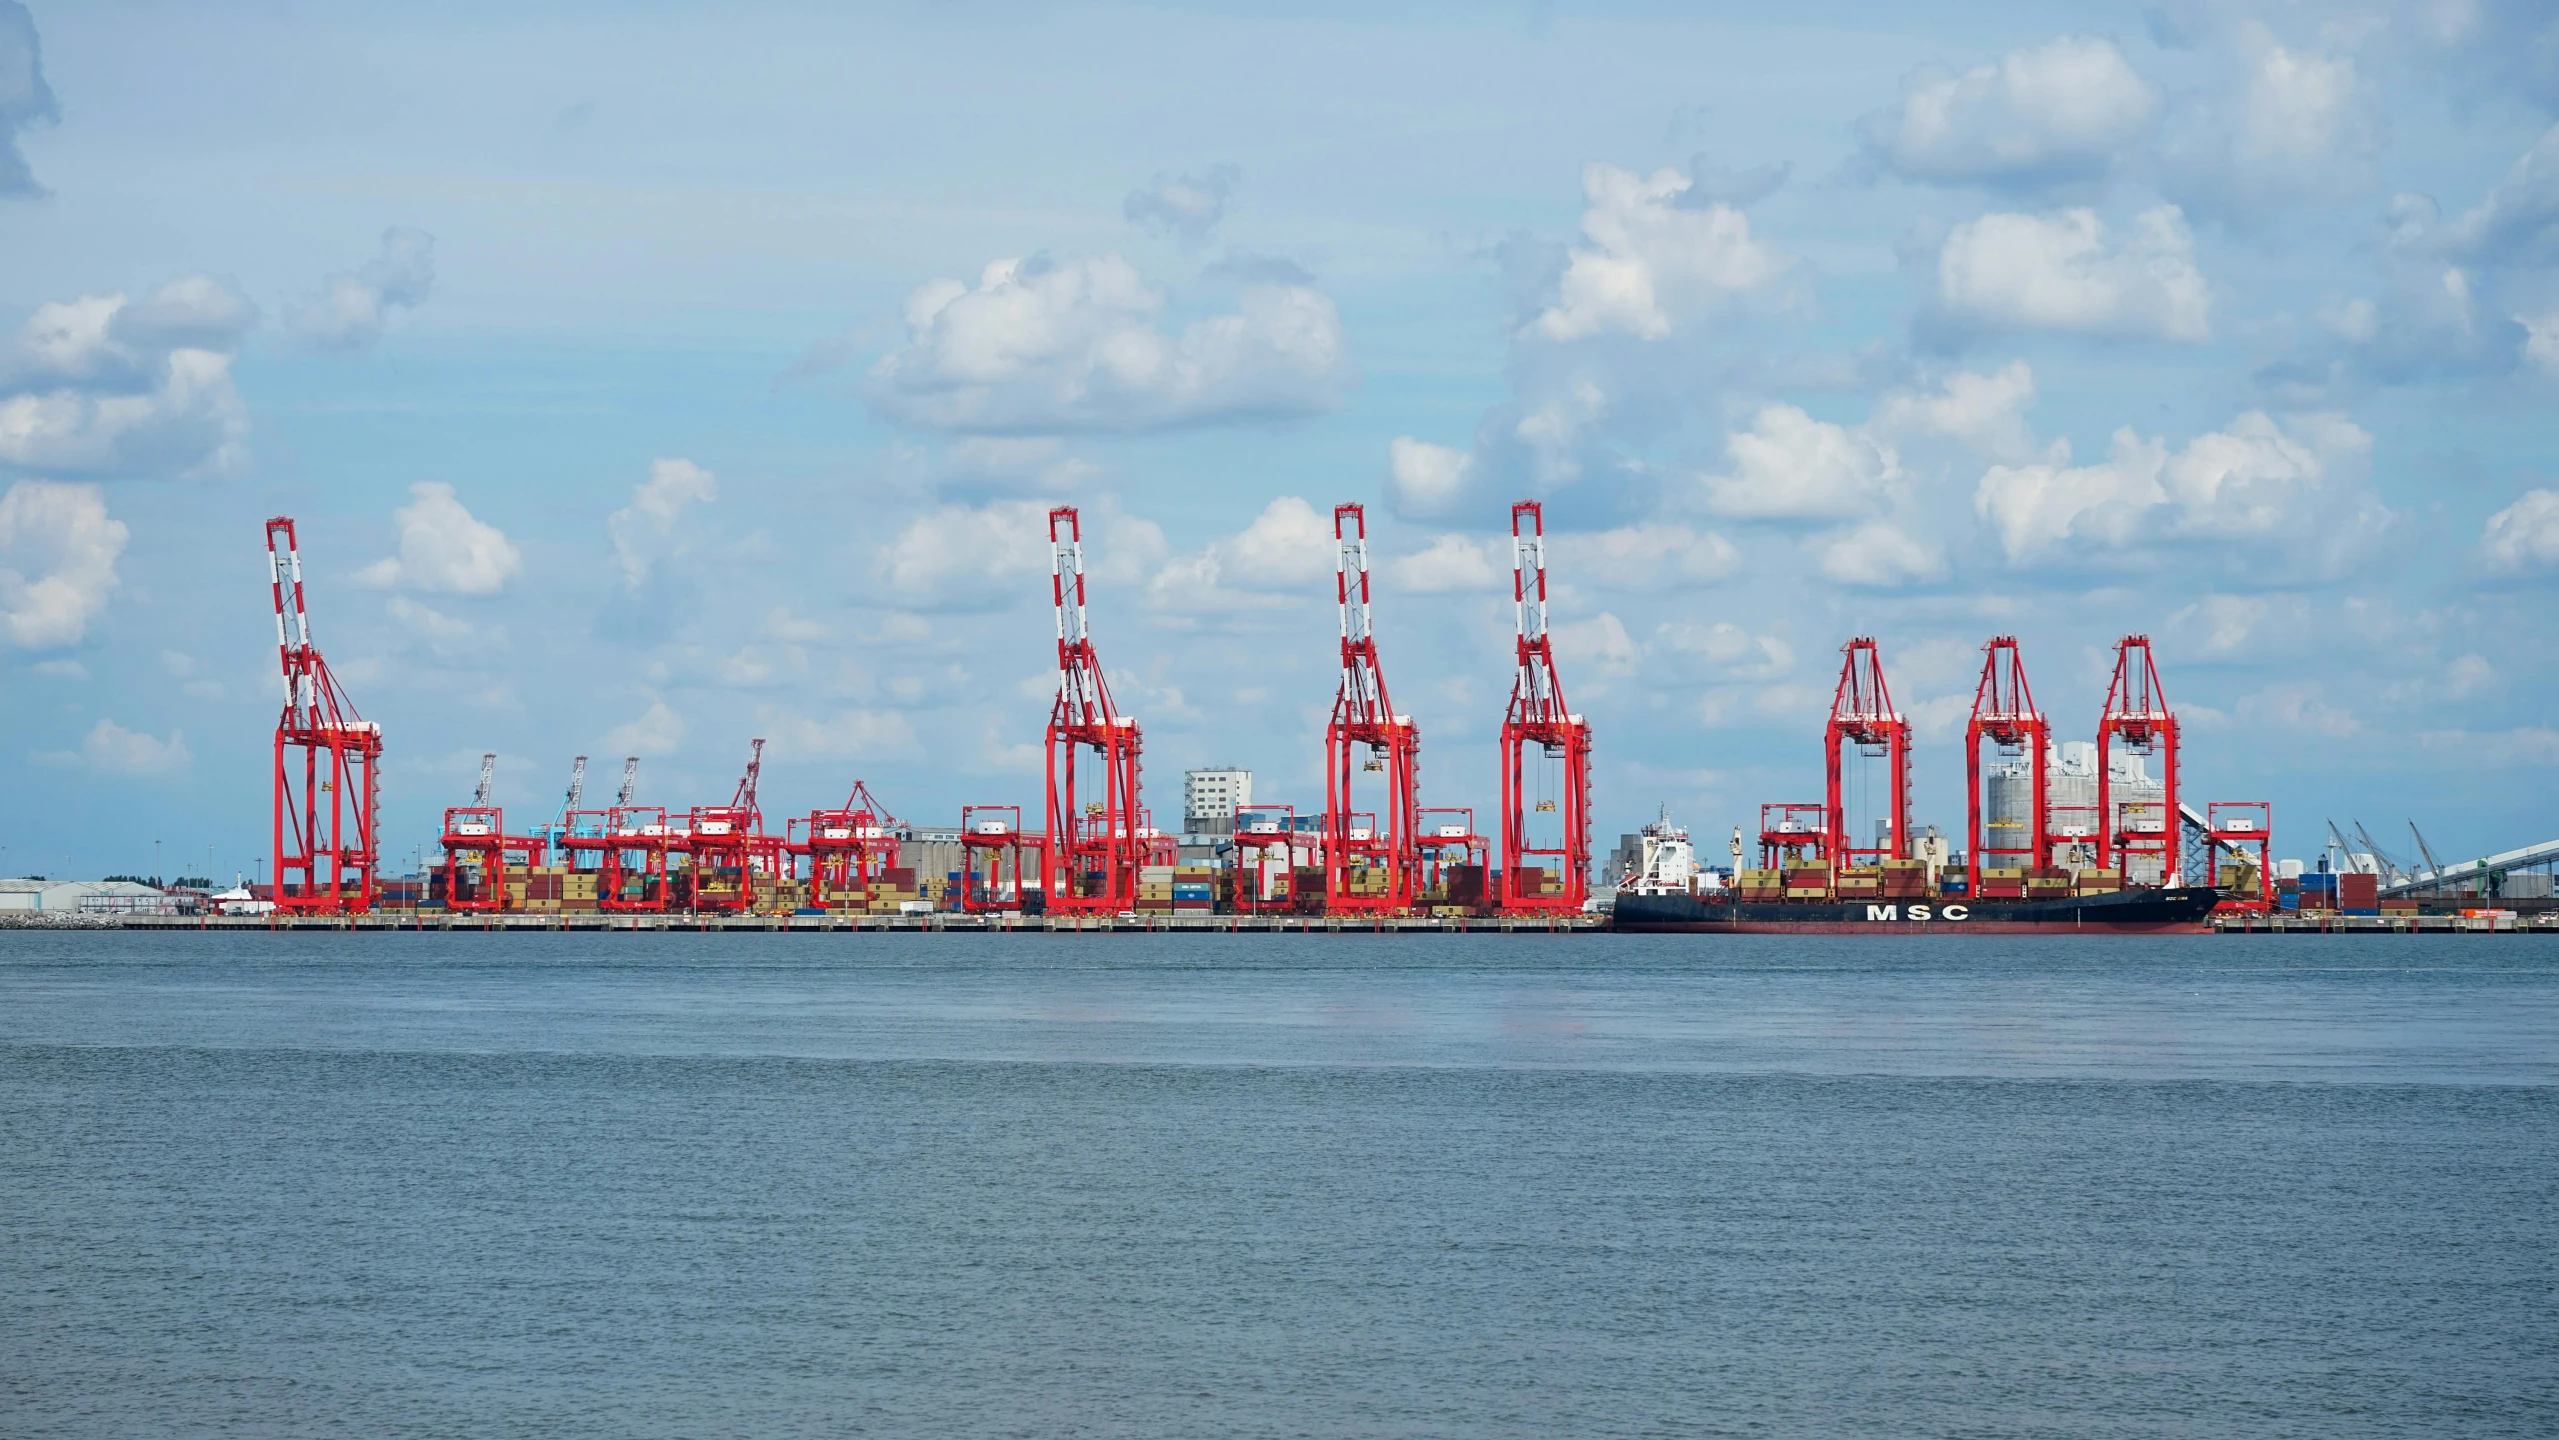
1824;637;1912;868
1496;501;1591;914
796;780;902;914
265;517;381;914
1042;506;1146;914
1324;503;1421;915
686;738;770;914
1964;636;2049;896
959;805;1043;914
2096;635;2181;887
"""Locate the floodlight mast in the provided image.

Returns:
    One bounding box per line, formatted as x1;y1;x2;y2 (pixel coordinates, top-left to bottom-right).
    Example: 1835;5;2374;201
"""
1496;500;1591;914
1041;506;1144;914
265;517;381;914
1323;503;1420;914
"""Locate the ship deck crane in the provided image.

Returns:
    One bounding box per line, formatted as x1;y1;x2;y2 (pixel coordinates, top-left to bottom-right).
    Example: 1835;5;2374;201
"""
1825;637;1911;868
1964;636;2047;895
1041;507;1146;914
1496;501;1590;914
2096;635;2180;886
265;517;382;914
1324;503;1421;915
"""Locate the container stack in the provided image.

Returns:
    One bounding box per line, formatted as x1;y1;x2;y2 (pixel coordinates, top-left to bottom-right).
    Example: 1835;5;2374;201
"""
2338;872;2379;916
1833;866;1881;901
2296;872;2339;913
2073;867;2123;896
1783;860;1831;900
1975;867;2025;900
1735;868;1783;902
1173;865;1215;915
1880;859;1929;899
2024;867;2072;901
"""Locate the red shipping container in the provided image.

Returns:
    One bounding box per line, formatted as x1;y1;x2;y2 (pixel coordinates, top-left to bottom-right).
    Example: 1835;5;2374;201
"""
2339;874;2378;907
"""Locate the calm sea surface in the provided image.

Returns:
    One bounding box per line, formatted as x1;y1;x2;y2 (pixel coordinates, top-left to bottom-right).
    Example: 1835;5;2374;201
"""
3;931;2554;1437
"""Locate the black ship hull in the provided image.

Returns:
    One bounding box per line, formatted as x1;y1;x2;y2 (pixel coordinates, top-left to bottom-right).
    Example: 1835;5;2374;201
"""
1611;886;2221;933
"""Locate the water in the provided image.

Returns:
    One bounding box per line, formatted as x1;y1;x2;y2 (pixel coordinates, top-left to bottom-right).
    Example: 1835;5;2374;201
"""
4;932;2554;1437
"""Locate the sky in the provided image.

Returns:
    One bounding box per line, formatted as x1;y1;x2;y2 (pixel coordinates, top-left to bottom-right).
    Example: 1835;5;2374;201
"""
2;0;2556;884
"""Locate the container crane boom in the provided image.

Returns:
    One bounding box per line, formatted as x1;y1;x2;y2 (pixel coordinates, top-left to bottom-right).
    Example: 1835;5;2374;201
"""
560;755;587;826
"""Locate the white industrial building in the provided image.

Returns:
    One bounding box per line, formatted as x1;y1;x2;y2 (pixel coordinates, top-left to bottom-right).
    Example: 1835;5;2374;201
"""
1183;768;1252;835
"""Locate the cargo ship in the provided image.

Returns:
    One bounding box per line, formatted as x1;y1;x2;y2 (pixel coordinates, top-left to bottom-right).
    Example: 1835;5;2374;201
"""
1611;884;2222;934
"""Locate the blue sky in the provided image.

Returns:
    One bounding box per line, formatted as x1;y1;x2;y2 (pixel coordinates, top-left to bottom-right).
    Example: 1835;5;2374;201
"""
3;0;2555;882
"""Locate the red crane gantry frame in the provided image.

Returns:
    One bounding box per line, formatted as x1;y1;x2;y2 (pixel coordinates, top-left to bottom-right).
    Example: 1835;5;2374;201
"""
800;780;901;914
265;517;381;914
2096;635;2181;886
687;738;771;914
1042;507;1145;914
1824;637;1912;868
1965;636;2049;895
1496;501;1591;913
959;805;1044;914
1324;503;1421;915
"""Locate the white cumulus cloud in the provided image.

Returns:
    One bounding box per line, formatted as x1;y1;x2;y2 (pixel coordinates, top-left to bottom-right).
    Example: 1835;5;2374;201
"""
608;458;718;587
41;717;190;777
288;227;436;352
1385;436;1474;521
359;482;521;594
2237;34;2363;170
605;698;687;757
1935;206;2211;342
1975;410;2371;562
881;500;1054;604
1814;521;1944;588
1700;404;1902;520
1549;523;1741;588
1387;533;1506;594
1858;36;2159;186
0;479;125;648
869;254;1349;432
1528;163;1794;342
2447;122;2559;263
2482;488;2559;571
0;275;254;477
1150;496;1337;609
1870;361;2045;461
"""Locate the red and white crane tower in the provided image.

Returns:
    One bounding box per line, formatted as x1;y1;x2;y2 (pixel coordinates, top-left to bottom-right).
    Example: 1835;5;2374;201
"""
1324;503;1421;915
1824;637;1912;868
798;780;901;914
2096;635;2180;886
686;738;769;913
265;517;381;914
1496;500;1591;913
1964;636;2049;894
1041;506;1145;914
